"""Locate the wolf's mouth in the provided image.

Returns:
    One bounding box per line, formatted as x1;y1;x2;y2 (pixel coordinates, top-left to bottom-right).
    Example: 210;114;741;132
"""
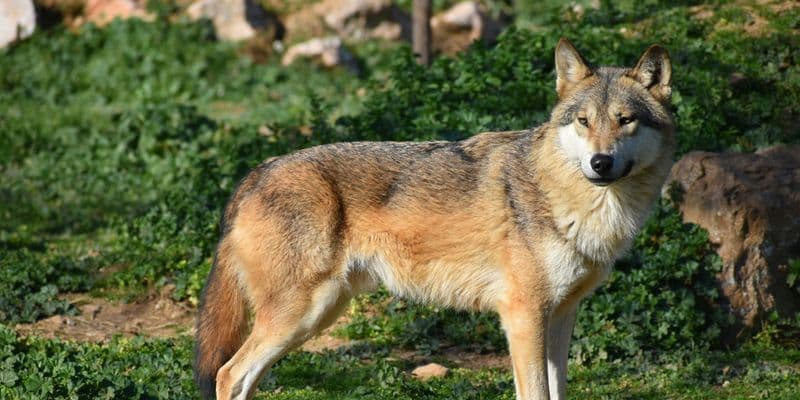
587;161;635;186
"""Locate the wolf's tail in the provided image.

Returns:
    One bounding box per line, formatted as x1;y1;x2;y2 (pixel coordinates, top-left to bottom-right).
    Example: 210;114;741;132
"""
194;239;248;400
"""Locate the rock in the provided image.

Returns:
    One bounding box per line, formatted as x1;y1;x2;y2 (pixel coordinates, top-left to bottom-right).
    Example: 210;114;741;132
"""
666;145;800;344
323;0;409;41
283;0;409;44
430;1;505;55
281;36;358;72
187;0;282;41
0;0;36;48
411;363;449;380
281;2;330;43
84;0;151;26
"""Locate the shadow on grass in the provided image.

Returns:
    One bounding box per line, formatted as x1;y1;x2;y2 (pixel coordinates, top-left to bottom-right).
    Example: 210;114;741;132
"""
262;343;514;399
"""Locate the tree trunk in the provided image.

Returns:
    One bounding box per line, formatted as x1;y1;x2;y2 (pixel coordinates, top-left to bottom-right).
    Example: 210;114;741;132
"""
412;0;432;66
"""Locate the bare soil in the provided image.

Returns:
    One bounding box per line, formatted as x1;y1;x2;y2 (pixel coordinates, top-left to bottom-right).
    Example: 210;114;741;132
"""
389;347;510;370
14;291;195;342
689;0;797;38
14;292;510;370
301;314;511;369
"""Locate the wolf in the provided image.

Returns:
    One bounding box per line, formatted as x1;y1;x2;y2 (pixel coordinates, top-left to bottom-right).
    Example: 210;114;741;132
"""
194;38;674;400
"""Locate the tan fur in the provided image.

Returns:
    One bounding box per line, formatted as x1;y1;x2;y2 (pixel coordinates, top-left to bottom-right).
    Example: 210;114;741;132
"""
194;39;675;400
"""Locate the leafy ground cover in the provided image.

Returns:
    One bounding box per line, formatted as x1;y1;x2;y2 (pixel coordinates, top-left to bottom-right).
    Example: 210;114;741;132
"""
1;0;799;398
1;323;798;399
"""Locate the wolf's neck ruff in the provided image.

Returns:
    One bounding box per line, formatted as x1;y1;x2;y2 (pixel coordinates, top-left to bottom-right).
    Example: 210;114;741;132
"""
533;125;672;267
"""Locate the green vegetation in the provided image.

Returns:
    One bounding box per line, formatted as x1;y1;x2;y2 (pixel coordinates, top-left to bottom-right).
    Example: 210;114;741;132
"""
1;324;798;399
1;0;798;399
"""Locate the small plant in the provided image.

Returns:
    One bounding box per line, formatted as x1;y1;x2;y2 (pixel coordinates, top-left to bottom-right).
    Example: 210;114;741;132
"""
787;258;800;290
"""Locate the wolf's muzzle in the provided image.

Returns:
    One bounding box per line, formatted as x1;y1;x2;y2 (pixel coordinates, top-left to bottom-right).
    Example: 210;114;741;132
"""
590;154;615;176
588;159;634;186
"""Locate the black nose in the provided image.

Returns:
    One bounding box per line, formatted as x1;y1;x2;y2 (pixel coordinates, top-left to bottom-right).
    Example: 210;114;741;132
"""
590;154;614;176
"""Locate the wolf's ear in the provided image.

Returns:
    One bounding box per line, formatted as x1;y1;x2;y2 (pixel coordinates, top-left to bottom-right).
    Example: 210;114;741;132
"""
628;45;672;101
555;38;592;97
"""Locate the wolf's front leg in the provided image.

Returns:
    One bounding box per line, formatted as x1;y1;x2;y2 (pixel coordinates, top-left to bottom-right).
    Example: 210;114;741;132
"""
547;301;579;400
498;299;551;400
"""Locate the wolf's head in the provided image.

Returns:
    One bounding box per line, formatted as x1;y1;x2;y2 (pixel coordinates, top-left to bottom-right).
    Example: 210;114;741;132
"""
550;38;674;187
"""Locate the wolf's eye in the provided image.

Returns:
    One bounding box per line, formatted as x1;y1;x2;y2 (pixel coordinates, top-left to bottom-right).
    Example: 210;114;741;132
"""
577;117;589;127
619;116;635;125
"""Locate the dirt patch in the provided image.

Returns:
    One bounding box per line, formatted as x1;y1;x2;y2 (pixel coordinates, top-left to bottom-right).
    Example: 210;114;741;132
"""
14;290;195;342
302;331;511;370
732;6;771;37
436;347;510;370
14;291;510;371
388;347;510;370
297;313;511;370
689;4;715;20
758;0;800;13
689;1;793;38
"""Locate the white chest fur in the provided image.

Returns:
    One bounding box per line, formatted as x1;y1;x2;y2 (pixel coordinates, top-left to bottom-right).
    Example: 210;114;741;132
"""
564;189;640;262
543;189;645;304
542;236;611;305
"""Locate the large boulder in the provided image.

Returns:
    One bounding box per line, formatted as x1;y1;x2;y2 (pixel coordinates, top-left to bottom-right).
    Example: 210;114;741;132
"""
323;0;409;41
187;0;281;41
666;145;800;344
431;1;505;55
0;0;36;48
284;0;409;43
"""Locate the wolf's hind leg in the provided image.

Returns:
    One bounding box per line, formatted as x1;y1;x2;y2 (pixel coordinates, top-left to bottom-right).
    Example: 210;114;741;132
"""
215;279;351;400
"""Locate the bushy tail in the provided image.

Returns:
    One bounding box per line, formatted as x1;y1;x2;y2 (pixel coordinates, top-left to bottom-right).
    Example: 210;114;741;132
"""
194;241;248;400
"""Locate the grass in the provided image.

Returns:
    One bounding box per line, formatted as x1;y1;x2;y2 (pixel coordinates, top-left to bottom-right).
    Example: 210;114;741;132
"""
1;324;798;399
1;0;799;398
